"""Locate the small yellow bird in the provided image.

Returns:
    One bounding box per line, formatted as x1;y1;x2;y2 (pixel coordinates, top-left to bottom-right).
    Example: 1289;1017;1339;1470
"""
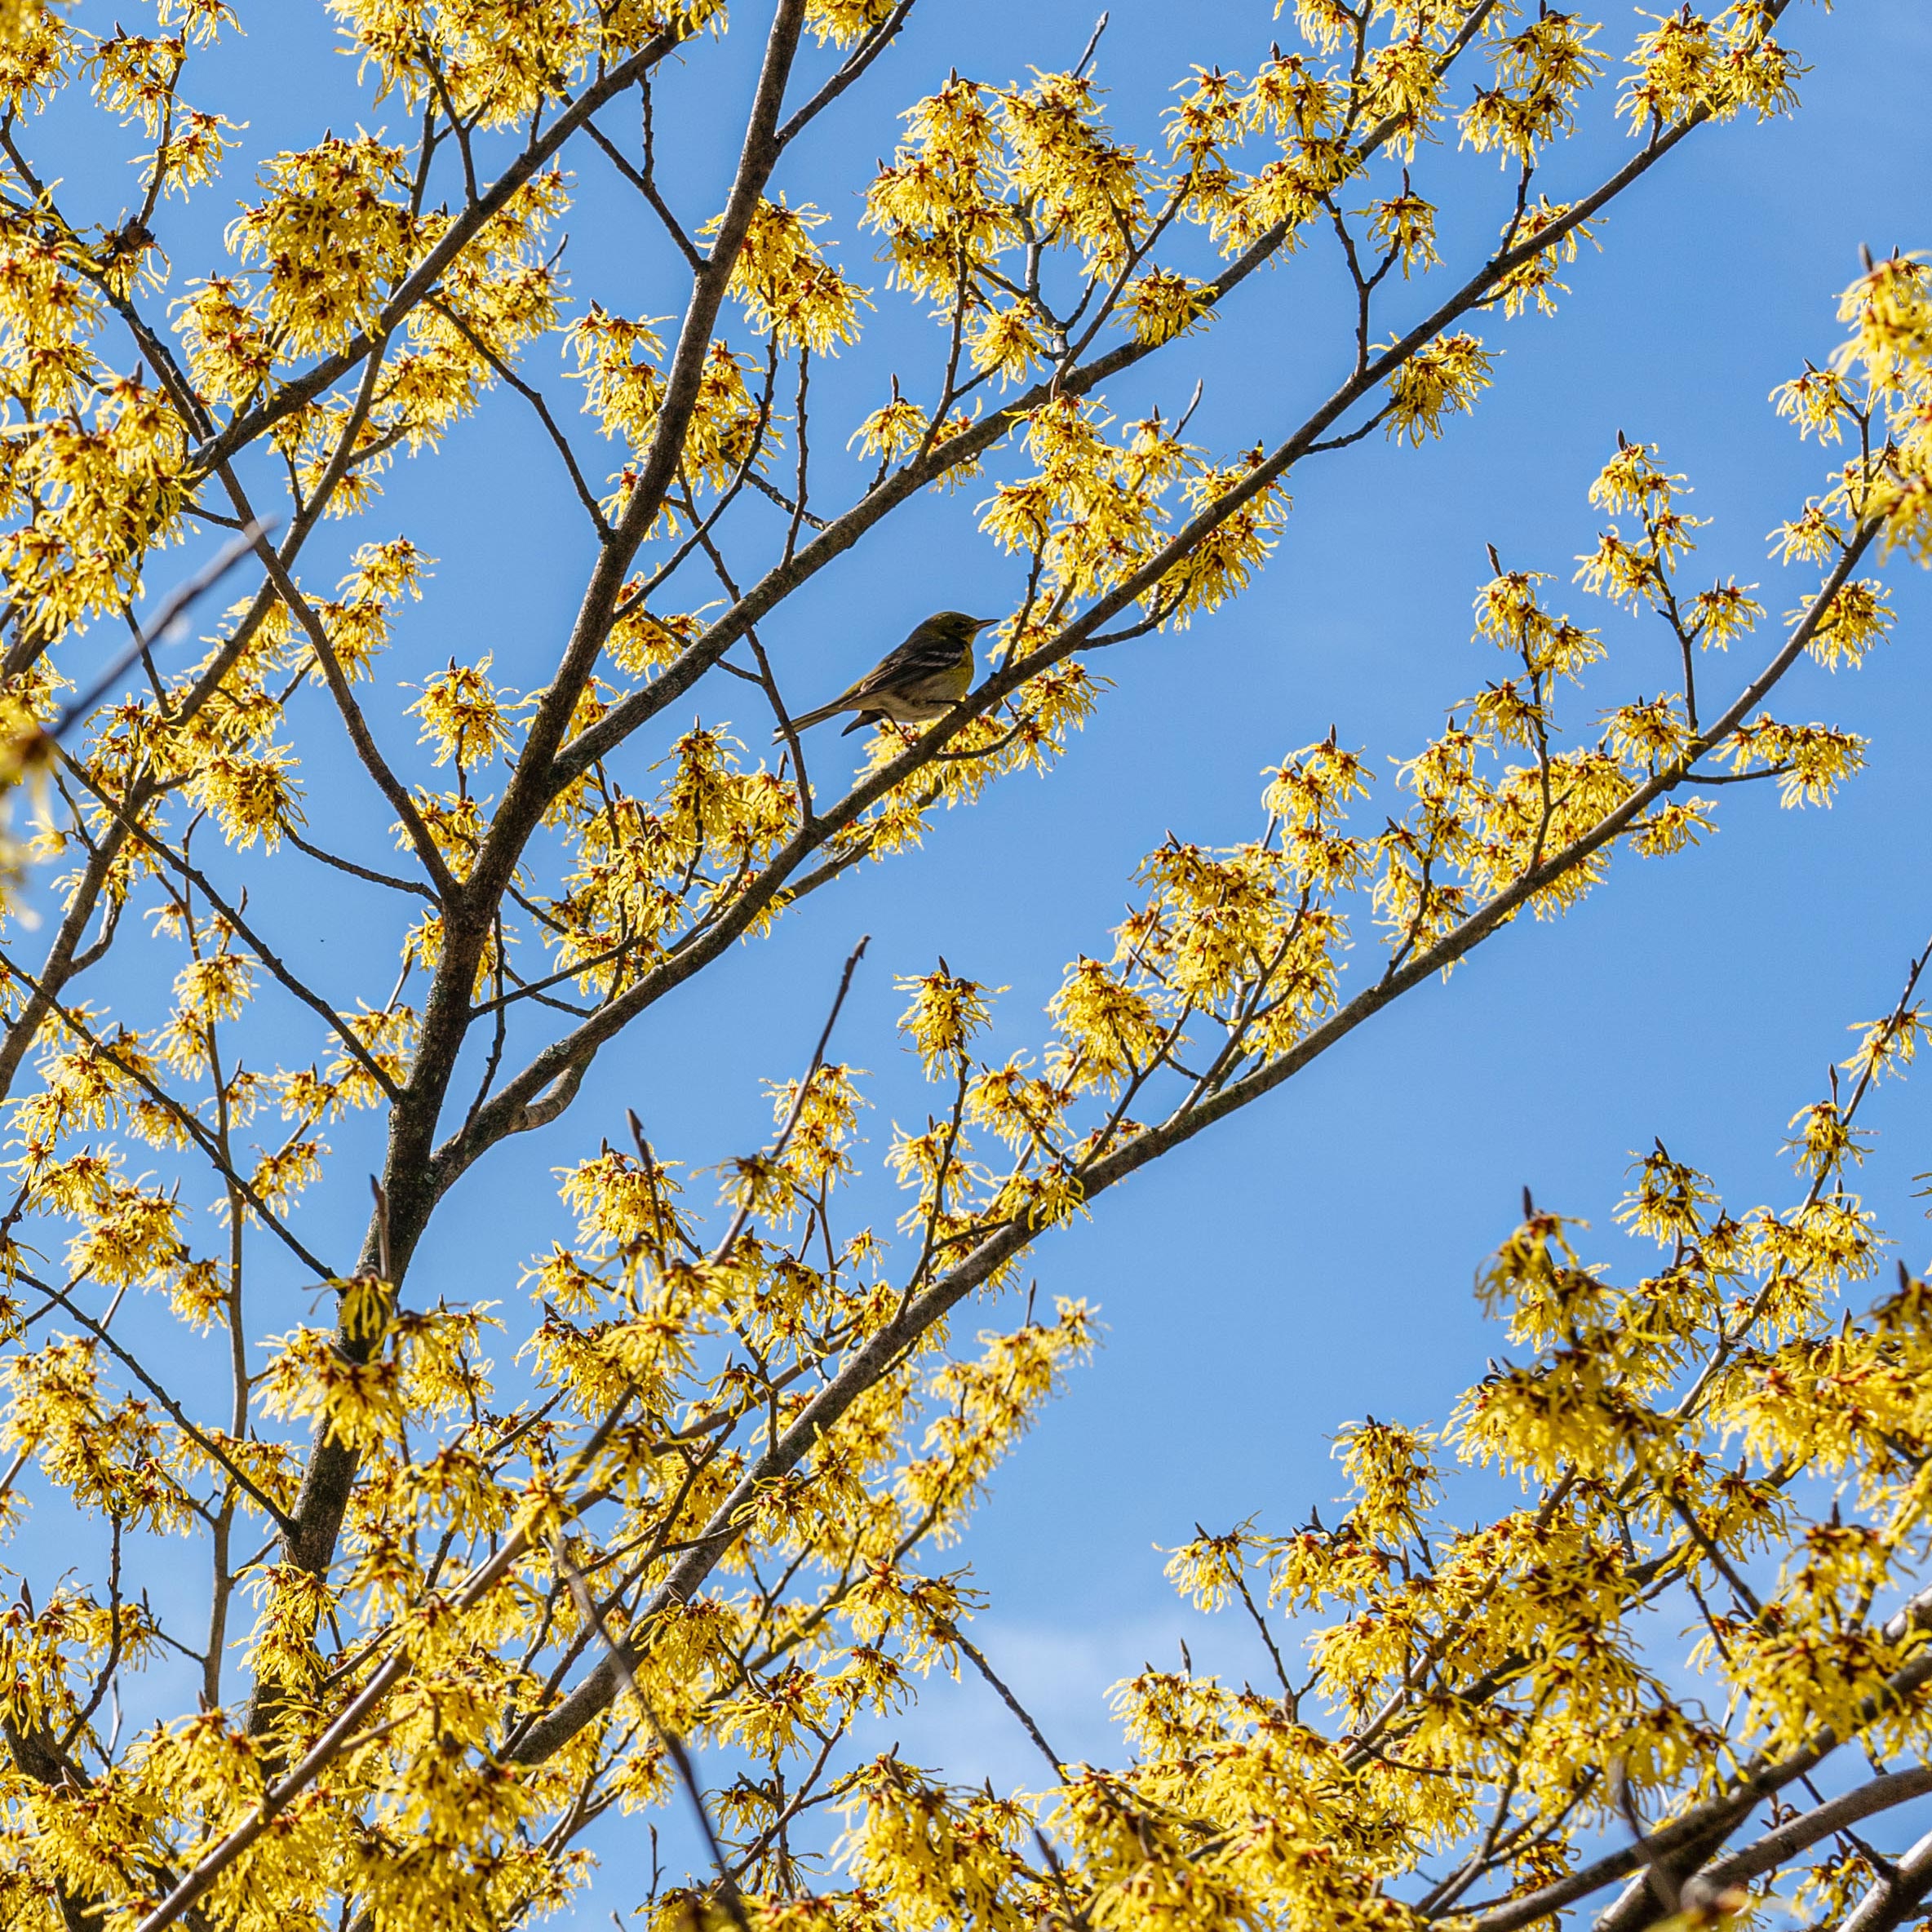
777;611;996;739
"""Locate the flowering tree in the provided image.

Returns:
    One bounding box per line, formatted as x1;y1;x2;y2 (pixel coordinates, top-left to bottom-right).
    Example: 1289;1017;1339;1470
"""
0;0;1928;1929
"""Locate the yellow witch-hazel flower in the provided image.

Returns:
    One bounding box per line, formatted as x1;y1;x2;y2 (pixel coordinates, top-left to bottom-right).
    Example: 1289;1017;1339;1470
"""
897;962;999;1075
711;197;871;353
1384;330;1494;442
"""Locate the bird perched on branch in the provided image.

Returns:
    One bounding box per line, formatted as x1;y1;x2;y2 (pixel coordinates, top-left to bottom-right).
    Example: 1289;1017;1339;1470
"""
776;611;996;739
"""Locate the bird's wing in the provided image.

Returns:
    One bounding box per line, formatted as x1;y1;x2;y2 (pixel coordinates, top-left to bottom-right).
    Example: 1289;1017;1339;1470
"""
845;623;964;698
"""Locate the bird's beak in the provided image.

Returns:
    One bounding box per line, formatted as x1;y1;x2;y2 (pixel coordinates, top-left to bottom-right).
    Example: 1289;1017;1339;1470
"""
970;616;999;631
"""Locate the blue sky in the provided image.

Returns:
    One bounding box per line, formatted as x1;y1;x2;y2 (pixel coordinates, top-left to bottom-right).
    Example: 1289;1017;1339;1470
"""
15;0;1932;1910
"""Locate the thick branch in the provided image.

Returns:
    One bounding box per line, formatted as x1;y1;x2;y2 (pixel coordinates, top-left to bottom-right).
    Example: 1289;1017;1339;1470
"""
1699;1769;1932;1889
1844;1827;1932;1932
258;0;813;1707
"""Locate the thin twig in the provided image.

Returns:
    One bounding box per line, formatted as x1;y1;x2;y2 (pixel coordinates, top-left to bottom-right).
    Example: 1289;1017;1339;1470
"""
55;522;275;735
955;1627;1066;1778
548;1535;753;1932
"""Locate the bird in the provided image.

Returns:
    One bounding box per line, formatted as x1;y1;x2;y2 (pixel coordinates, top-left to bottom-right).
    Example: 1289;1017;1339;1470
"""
774;611;997;740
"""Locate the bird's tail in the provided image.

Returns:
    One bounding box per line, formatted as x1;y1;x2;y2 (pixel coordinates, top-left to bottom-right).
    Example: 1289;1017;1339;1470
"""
771;698;848;742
